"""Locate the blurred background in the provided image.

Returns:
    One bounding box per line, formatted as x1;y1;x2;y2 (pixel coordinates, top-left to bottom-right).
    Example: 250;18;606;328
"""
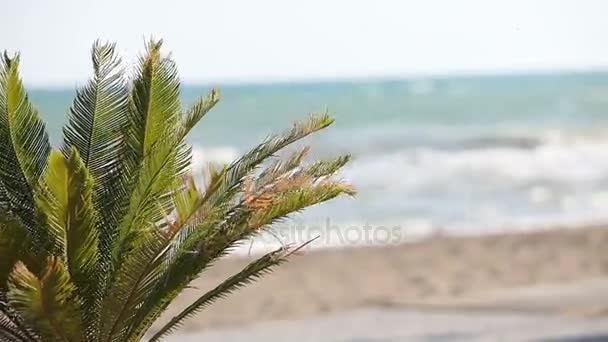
2;1;608;340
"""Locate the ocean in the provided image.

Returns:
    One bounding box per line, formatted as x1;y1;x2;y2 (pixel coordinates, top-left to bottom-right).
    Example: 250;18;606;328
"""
29;72;608;249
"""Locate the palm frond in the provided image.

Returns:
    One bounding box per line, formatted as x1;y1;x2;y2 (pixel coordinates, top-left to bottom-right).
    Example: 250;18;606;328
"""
107;177;202;319
112;39;185;251
129;39;181;157
148;246;294;342
248;181;355;229
306;155;352;178
62;148;99;290
102;134;190;329
181;89;219;137
35;148;100;338
62;41;129;182
173;176;203;227
113;169;223;336
61;41;130;278
100;40;188;341
0;53;51;254
98;40;182;274
128;153;352;338
137;148;345;339
34;151;69;255
122;116;336;336
254;146;311;190
99;227;168;342
7;257;83;342
0;53;50;187
219;113;334;201
101;140;196;340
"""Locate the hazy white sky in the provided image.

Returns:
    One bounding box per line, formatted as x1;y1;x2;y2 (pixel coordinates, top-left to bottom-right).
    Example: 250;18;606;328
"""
1;0;607;86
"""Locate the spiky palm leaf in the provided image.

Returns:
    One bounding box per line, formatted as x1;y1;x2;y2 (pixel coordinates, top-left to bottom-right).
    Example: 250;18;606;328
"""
0;39;354;342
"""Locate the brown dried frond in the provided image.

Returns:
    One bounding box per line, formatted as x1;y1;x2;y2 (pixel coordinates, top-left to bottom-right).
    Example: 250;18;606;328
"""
244;192;275;209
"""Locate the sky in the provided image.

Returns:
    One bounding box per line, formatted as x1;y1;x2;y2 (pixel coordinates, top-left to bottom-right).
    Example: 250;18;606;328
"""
1;0;607;86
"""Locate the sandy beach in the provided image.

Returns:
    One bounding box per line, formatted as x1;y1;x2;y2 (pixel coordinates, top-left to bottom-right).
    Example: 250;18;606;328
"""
153;225;608;337
166;306;608;341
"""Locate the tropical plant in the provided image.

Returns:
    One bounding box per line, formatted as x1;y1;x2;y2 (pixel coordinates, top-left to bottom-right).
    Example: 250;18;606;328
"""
0;39;354;342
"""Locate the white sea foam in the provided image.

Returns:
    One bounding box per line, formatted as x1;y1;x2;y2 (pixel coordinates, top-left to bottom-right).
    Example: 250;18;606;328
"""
336;132;608;239
188;130;608;251
348;135;608;191
190;144;239;172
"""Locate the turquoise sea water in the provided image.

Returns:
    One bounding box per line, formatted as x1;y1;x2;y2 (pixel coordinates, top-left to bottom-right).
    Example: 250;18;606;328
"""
30;72;608;248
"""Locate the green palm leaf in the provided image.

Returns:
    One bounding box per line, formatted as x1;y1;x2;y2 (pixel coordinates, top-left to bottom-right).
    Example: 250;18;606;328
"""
181;89;220;136
100;40;188;341
62;41;129;181
221;112;335;200
112;39;185;253
129;39;181;158
62;41;130;273
100;55;222;342
35;148;100;335
0;54;50;187
0;53;51;255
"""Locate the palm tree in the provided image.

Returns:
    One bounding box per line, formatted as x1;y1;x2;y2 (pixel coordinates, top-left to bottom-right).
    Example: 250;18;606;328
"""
0;40;353;342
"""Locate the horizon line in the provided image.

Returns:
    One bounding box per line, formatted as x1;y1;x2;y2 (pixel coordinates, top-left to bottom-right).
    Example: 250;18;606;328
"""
26;66;608;90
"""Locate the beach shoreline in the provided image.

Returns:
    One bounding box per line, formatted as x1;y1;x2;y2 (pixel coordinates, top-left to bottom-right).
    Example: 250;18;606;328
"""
154;225;608;333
